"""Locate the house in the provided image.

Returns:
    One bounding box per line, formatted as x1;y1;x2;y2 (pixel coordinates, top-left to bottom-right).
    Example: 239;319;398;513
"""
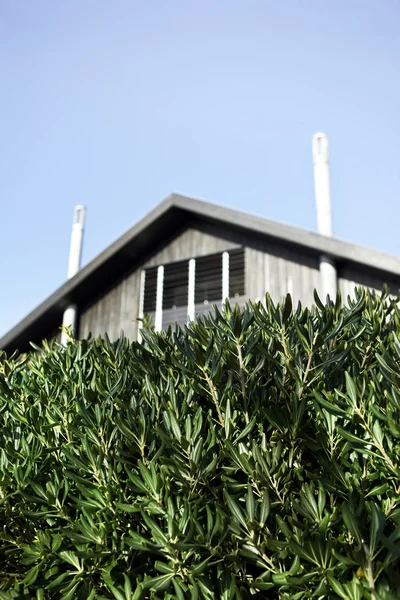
1;192;400;355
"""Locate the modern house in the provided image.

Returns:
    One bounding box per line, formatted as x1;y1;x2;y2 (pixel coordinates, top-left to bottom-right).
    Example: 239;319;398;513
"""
1;133;399;354
1;191;400;355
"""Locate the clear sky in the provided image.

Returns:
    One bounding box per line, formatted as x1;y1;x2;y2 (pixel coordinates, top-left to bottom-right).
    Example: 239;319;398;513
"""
1;1;399;338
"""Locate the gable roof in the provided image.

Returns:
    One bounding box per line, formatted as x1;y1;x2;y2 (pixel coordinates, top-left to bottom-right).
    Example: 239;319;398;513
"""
1;192;400;353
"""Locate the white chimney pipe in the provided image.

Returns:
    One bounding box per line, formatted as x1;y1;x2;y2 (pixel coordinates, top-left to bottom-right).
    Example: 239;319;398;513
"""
312;132;337;301
61;205;86;344
67;205;86;278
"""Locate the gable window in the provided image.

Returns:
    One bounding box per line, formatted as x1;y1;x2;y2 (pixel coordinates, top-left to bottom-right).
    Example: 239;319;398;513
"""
139;247;245;333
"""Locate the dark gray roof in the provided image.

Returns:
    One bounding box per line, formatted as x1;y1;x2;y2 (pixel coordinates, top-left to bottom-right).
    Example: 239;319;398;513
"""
1;193;400;353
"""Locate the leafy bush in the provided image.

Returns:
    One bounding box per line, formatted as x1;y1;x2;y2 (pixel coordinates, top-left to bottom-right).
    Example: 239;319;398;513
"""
1;290;400;599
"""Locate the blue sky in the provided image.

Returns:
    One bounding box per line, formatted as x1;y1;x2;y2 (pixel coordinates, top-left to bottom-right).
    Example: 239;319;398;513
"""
1;1;399;337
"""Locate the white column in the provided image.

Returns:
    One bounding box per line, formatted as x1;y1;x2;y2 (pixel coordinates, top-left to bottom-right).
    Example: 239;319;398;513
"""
61;305;78;343
155;265;164;332
312;132;337;301
137;269;146;343
312;133;333;237
320;256;337;301
222;251;229;301
67;205;86;278
61;205;86;345
188;259;196;322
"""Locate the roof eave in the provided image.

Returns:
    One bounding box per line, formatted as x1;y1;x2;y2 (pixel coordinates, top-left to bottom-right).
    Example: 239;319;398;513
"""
1;192;400;353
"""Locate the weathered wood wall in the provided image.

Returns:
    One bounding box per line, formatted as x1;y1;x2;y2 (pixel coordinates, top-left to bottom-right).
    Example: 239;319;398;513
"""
78;224;399;342
142;228;240;267
79;270;141;341
338;265;399;301
79;227;239;341
245;246;320;307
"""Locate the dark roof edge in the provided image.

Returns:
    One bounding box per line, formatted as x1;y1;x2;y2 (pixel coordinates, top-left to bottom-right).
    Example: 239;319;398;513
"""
170;193;400;276
0;195;175;351
1;192;400;351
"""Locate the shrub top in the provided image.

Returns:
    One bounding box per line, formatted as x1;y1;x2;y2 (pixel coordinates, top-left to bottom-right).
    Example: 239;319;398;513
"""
1;290;400;599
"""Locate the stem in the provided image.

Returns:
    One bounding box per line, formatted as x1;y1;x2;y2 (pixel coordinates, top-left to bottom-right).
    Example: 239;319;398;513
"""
280;326;290;361
298;352;313;400
236;342;249;425
366;557;375;599
357;410;397;474
203;370;224;427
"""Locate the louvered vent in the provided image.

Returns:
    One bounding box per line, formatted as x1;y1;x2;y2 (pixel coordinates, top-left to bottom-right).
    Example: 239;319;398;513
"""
163;260;189;309
143;266;158;313
141;246;246;331
229;248;245;297
195;252;223;304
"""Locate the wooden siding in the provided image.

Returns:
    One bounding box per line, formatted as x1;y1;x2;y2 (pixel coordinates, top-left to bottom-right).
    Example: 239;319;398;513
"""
78;227;239;341
160;295;248;332
245;247;320;306
78;223;400;343
143;228;240;267
338;265;400;301
79;270;141;341
162;306;187;330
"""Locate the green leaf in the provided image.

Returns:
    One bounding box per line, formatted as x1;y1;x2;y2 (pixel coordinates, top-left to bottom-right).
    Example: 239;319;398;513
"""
191;556;213;577
124;574;132;599
223;490;248;530
282;293;292;324
60;581;81;600
59;551;82;572
172;578;185;600
366;483;389;497
23;565;40;586
342;503;363;545
388;418;400;438
108;586;126;600
132;582;144;600
233;415;257;444
246;484;255;523
337;426;367;447
51;533;63;553
116;502;140;513
369;502;385;557
343;577;363;600
327;577;348;599
313;390;346;415
169;410;182;440
143;573;174;592
224;398;231;439
372;420;384;446
345;371;358;408
259;488;270;527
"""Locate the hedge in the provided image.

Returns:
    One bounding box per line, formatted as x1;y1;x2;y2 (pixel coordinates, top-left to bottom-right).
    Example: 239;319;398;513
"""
1;289;400;599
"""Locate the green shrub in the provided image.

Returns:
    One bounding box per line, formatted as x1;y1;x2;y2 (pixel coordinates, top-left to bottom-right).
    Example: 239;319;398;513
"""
1;289;400;599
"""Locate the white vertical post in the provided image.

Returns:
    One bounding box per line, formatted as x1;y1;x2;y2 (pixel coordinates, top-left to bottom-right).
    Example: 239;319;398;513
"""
61;305;78;343
137;269;146;343
61;205;86;345
312;132;337;301
312;133;333;237
320;256;337;301
155;265;164;332
188;259;196;322
67;205;86;278
222;251;229;302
